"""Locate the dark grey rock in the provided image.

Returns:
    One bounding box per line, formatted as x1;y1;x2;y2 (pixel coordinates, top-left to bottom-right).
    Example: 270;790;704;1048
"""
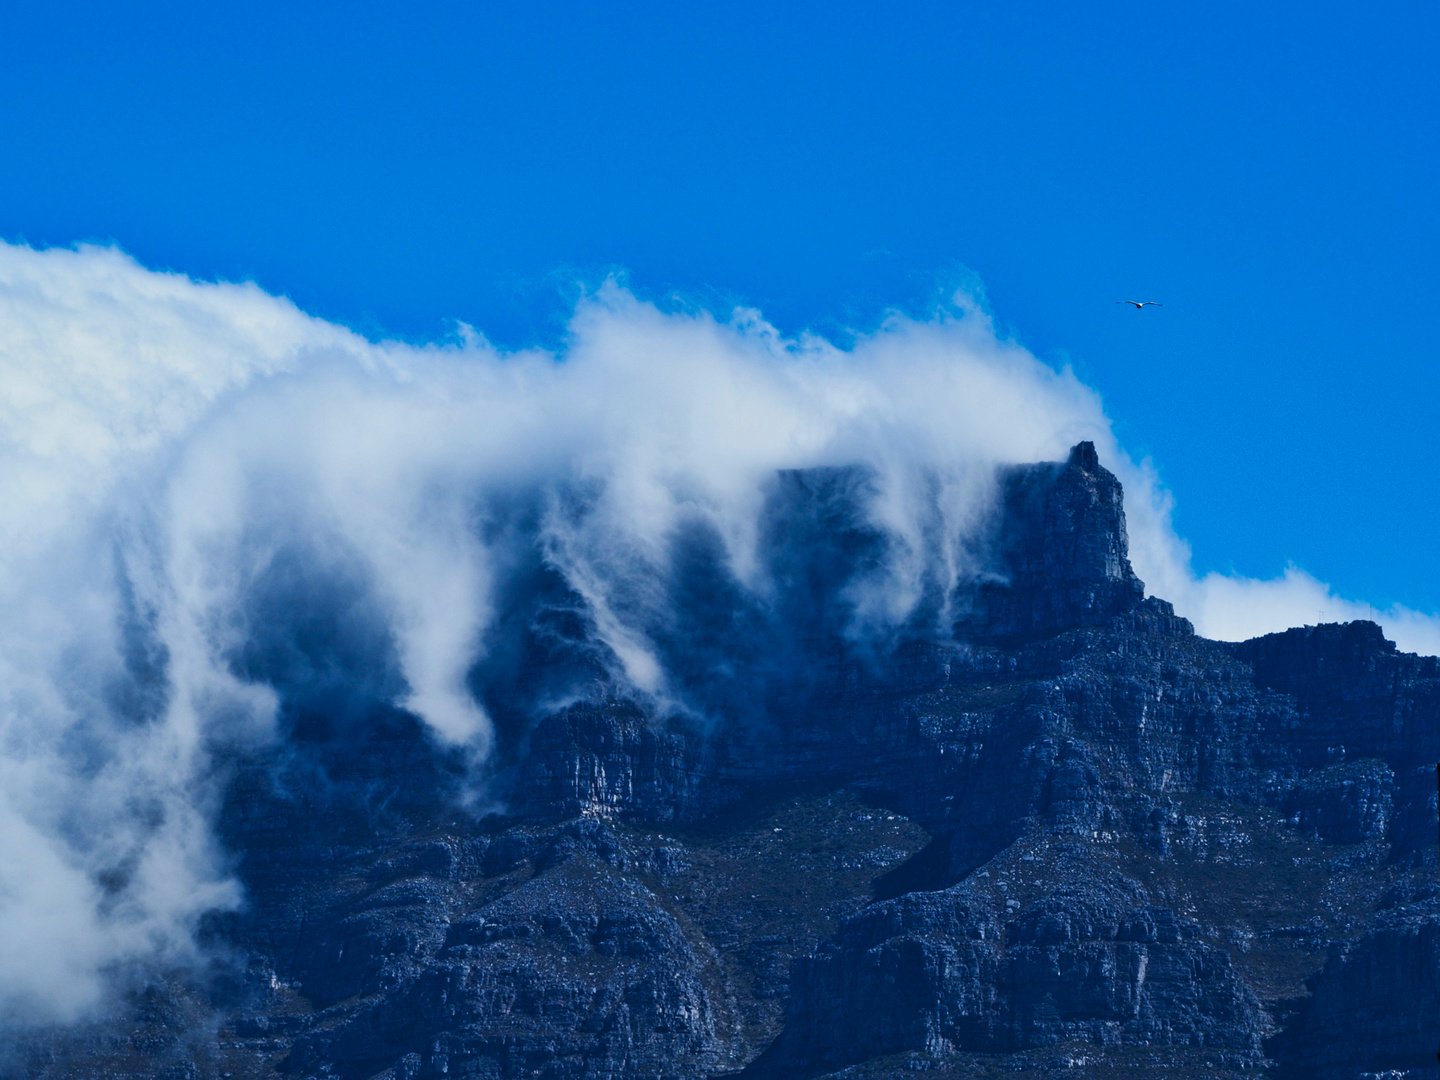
954;441;1146;643
1282;759;1395;844
763;880;1265;1077
13;444;1440;1080
1268;900;1440;1080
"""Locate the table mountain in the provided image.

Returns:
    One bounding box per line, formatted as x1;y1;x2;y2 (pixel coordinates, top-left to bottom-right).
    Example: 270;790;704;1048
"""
16;443;1439;1080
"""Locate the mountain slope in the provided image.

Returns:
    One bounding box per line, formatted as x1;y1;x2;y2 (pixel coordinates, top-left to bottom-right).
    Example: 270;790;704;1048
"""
15;444;1439;1080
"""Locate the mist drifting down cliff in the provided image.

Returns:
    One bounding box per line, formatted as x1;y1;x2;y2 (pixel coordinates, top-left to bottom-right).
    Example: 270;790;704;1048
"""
0;240;1435;1025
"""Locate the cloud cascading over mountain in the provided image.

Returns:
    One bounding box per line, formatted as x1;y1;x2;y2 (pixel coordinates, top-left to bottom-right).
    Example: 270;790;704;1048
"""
0;240;1434;1025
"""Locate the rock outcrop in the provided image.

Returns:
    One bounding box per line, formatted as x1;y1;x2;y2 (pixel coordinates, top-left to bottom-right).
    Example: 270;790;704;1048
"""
954;440;1146;642
769;884;1263;1074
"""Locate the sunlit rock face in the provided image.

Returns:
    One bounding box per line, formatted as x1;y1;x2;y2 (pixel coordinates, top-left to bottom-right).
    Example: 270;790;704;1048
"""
16;445;1440;1080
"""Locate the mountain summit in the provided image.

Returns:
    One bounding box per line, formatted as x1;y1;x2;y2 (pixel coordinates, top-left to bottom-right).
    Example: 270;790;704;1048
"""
19;445;1440;1080
956;440;1147;642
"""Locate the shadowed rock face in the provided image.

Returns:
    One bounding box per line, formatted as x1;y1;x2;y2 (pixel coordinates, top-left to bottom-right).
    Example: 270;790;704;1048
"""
774;887;1263;1072
15;445;1440;1080
954;440;1146;643
1266;898;1440;1080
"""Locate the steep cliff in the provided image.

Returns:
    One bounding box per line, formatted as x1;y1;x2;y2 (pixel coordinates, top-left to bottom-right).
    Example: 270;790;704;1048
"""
13;444;1439;1080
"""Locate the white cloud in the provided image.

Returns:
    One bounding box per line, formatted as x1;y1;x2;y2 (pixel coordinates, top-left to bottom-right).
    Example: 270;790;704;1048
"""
0;240;1434;1023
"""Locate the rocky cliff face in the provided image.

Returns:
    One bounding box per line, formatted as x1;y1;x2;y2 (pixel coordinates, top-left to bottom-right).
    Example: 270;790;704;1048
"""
954;440;1146;642
13;443;1440;1080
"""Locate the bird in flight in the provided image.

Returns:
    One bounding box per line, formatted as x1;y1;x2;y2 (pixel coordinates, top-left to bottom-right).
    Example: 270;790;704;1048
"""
1117;300;1162;309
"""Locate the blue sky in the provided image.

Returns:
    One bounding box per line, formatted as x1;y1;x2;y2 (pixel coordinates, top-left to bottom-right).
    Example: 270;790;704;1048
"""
2;0;1437;612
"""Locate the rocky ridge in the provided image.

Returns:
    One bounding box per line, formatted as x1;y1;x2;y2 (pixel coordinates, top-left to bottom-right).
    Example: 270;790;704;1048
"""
13;443;1439;1080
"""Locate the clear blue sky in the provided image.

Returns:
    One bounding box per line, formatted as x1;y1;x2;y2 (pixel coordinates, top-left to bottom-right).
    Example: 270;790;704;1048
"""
2;1;1437;611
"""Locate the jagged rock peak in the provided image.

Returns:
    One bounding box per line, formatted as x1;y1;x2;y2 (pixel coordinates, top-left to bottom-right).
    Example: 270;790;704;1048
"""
1067;438;1102;472
955;441;1146;642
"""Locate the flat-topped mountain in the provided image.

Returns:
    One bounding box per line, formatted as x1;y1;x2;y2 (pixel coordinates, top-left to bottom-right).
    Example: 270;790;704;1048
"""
16;444;1439;1080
